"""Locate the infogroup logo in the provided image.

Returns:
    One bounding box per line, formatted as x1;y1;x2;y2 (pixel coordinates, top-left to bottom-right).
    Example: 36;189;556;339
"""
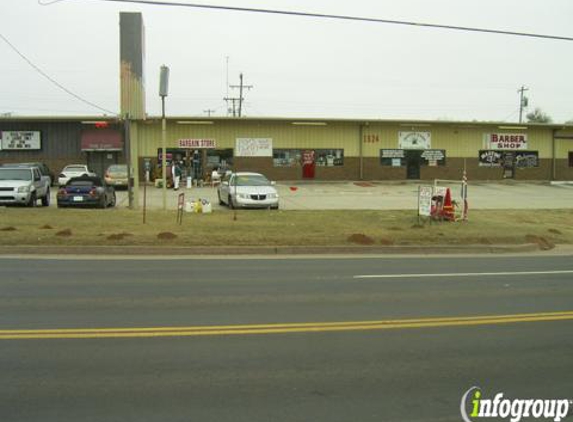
461;386;572;422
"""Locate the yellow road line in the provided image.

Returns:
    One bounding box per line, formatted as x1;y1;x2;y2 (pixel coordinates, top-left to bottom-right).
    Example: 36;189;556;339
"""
1;311;572;340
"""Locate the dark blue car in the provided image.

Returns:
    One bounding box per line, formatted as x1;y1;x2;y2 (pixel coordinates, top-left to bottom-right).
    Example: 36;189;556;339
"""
57;175;116;208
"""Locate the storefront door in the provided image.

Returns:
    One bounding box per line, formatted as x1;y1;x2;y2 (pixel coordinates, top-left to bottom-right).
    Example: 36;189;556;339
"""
302;150;315;179
405;150;422;179
502;152;516;179
87;152;118;178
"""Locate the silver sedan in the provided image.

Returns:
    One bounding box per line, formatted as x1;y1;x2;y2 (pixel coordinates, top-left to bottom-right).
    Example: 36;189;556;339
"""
218;172;279;209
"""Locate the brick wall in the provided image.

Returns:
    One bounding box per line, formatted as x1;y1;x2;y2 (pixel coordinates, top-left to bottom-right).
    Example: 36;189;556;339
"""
137;155;567;182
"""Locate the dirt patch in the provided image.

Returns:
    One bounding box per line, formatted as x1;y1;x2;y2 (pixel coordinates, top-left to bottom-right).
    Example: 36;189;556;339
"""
347;233;375;245
353;182;375;188
478;238;493;245
525;234;555;250
548;228;562;235
55;229;72;237
107;232;133;241
1;226;17;231
388;226;404;232
157;231;178;240
379;237;394;246
517;218;537;224
39;224;53;230
410;224;424;229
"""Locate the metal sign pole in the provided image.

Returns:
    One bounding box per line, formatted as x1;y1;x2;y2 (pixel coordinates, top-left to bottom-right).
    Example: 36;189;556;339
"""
142;179;147;224
159;65;170;211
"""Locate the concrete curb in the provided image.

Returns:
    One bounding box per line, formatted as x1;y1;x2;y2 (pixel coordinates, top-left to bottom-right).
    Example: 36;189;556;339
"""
0;243;542;256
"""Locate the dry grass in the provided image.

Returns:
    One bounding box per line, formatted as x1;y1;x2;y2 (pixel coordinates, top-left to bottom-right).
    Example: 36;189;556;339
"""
0;207;571;248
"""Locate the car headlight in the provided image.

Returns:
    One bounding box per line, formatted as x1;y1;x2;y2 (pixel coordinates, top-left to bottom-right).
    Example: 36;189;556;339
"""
17;186;31;193
237;193;249;199
268;193;279;199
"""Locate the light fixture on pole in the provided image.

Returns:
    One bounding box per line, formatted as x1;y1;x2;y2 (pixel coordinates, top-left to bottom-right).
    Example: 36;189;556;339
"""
159;65;170;210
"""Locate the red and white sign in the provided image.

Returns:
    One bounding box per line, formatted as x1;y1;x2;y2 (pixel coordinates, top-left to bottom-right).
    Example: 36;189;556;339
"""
177;138;216;149
486;133;528;150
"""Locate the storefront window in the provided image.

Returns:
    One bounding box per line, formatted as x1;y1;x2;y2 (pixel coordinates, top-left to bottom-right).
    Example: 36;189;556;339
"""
479;150;539;168
207;148;233;169
569;152;573;167
420;149;446;167
380;149;446;167
315;149;344;167
273;149;301;167
380;149;405;167
273;149;344;167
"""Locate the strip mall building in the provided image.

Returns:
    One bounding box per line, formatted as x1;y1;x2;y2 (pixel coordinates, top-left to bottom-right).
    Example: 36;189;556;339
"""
1;12;572;186
0;116;572;184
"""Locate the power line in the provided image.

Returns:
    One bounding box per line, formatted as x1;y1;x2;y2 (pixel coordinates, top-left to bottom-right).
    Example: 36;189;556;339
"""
0;32;116;115
68;0;573;42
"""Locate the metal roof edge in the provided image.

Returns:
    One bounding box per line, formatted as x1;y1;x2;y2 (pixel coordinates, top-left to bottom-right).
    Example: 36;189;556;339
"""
1;114;572;129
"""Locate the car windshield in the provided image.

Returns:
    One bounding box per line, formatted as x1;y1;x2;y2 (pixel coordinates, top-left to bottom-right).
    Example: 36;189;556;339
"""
65;166;87;172
0;168;32;181
234;174;270;186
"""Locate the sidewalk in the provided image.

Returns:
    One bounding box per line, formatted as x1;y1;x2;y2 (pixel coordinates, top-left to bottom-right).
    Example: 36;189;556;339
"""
116;181;573;211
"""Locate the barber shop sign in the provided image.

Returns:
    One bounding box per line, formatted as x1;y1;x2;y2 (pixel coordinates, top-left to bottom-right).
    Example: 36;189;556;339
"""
485;133;528;150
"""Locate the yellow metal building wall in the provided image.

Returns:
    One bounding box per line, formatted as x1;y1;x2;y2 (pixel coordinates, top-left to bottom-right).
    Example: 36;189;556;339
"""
361;123;558;158
134;119;565;159
135;120;360;156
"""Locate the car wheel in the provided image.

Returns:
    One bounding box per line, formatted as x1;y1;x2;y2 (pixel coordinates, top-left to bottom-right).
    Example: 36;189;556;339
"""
228;195;235;209
41;188;50;207
27;192;37;207
271;204;279;210
100;196;107;209
110;192;116;208
218;190;224;205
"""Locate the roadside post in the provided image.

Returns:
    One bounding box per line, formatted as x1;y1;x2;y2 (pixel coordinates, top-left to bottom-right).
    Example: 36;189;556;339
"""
418;185;433;224
142;179;146;224
159;65;170;211
461;169;469;221
177;193;185;225
233;172;238;221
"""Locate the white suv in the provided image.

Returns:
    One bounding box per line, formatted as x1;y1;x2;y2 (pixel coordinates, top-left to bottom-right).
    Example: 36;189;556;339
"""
0;166;51;207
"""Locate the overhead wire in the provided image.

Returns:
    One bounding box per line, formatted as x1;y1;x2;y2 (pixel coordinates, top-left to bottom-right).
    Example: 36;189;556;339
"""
26;0;573;119
0;32;116;115
67;0;573;42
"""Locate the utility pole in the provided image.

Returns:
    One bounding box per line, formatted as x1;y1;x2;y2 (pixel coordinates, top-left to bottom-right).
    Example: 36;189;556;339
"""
518;86;529;123
203;109;216;117
223;97;239;117
225;73;253;117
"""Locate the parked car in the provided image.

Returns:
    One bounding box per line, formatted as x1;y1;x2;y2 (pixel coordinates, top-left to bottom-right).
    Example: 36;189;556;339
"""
58;164;96;186
218;172;279;209
57;175;116;208
104;164;128;189
0;166;51;207
1;162;54;187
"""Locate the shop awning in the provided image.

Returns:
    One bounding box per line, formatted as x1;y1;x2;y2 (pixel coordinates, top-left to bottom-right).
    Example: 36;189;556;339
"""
81;129;123;151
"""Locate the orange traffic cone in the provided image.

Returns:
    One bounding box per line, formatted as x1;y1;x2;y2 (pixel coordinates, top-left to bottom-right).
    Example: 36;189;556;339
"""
442;188;455;221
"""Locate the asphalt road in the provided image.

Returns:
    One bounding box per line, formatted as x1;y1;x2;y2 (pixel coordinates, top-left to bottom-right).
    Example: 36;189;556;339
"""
1;255;572;422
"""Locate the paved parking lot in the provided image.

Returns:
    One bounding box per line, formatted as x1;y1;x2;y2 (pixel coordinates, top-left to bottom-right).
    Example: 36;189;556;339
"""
104;181;573;211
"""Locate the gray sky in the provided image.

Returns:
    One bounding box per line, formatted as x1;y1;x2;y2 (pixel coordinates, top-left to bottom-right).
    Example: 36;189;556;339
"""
1;0;572;122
